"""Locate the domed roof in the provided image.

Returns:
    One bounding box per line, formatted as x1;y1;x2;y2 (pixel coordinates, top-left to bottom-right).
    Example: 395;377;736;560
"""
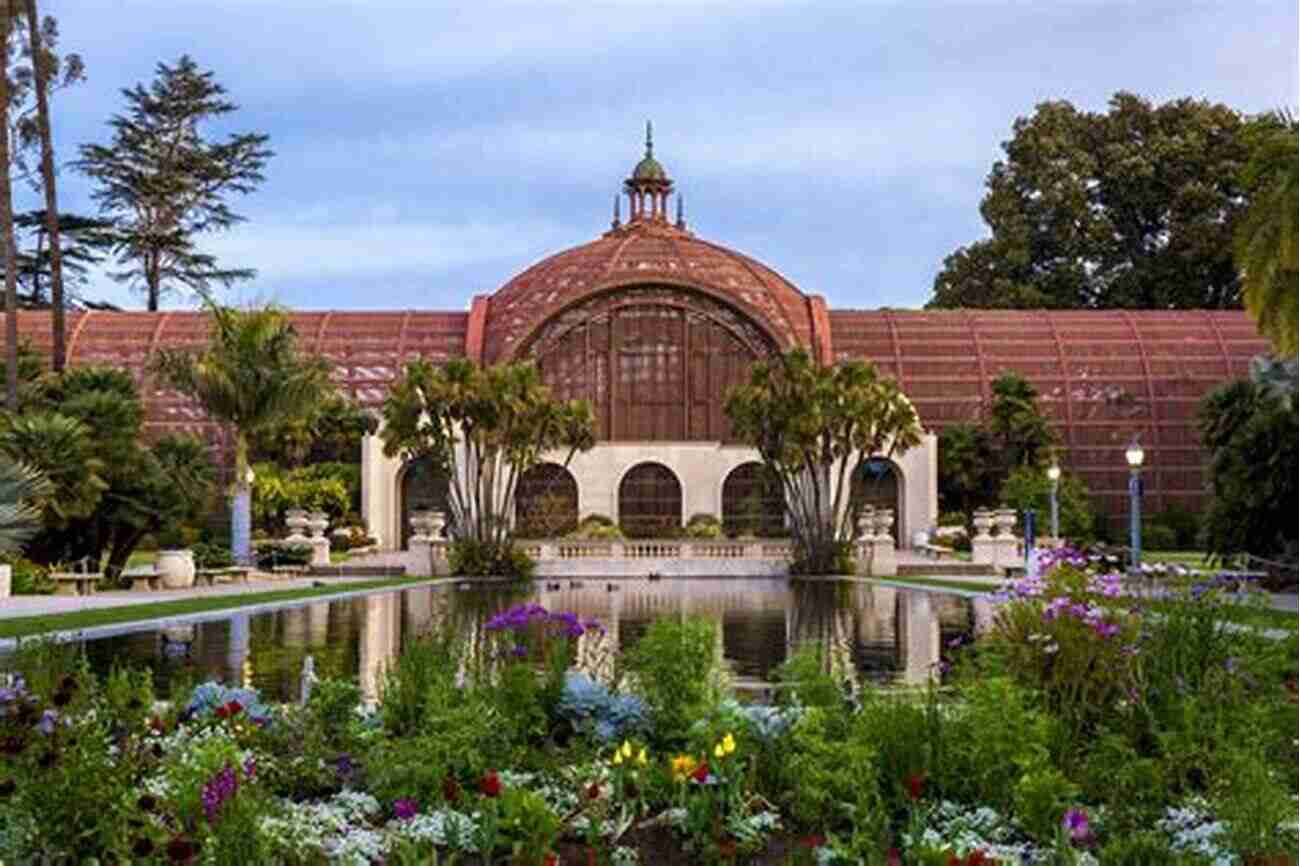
482;219;817;363
632;154;668;181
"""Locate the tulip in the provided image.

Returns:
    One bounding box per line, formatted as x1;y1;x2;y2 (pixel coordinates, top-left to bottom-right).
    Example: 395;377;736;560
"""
722;733;736;754
636;747;648;766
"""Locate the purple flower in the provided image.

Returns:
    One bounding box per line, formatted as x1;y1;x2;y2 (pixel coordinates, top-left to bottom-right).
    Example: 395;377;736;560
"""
36;710;57;736
510;644;529;658
393;797;419;820
1062;808;1091;843
243;756;257;779
201;764;240;825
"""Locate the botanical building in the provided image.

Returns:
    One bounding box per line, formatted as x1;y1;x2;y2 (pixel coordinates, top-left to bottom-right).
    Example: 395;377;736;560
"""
11;135;1268;550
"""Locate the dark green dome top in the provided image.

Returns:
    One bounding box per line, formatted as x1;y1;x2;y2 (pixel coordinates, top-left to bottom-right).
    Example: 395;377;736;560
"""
628;121;670;183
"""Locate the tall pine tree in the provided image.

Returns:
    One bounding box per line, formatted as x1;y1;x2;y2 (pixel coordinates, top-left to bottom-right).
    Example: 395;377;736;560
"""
76;56;271;310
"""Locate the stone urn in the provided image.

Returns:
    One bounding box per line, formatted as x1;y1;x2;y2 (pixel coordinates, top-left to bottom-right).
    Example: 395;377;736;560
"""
855;506;876;540
307;511;330;539
972;509;994;539
409;509;436;543
157;549;195;589
285;509;310;541
874;508;895;540
993;508;1017;537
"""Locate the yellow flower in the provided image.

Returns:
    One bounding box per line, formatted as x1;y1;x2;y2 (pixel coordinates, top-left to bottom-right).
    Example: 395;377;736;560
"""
611;751;623;766
714;743;725;759
722;733;736;755
637;747;648;767
670;754;698;782
620;740;634;759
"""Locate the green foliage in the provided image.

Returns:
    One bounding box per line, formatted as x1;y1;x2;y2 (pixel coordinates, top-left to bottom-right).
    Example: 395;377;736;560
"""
938;373;1062;518
447;538;536;579
1234;109;1298;357
0;457;50;554
1212;745;1299;858
75;55;272;310
253;541;312;570
305;677;361;731
568;513;624;540
249;391;375;466
379;633;463;737
930;92;1250;310
725;349;922;574
192;540;234;570
778;707;883;836
684;512;722;539
380;357;595;551
1012;766;1080;842
999;465;1094;542
624;616;725;745
1145;502;1201;550
0;553;50;593
251;462;351;532
773;642;844;709
1198;378;1298;560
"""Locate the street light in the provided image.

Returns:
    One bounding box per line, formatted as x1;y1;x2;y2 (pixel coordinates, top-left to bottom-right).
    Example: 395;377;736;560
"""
1125;436;1145;572
1046;458;1061;541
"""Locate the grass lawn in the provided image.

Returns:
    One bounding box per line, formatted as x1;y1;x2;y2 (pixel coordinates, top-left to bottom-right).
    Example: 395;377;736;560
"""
0;576;436;640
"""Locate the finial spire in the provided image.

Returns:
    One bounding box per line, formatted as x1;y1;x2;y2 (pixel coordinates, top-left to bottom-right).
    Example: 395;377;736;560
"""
675;193;685;229
612;194;621;229
645;120;653;157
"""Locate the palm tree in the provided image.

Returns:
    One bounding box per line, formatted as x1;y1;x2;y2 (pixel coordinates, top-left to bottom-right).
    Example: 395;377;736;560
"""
0;455;50;555
151;299;331;564
1235;109;1299;358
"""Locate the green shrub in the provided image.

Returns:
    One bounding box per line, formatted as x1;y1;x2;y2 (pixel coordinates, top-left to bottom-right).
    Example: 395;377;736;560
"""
1147;502;1201;549
1212;745;1300;859
778;707;884;836
684;513;723;539
999;465;1094;542
379;635;462;737
0;554;51;594
624;616;724;745
1095;831;1186;866
306;678;362;732
191;540;234;570
254;541;313;570
854;690;939;811
1012;766;1080;843
447;538;535;579
1141;522;1178;552
774;642;844;709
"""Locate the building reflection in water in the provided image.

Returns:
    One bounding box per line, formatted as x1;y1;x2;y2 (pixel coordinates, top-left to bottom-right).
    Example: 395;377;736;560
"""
67;579;993;702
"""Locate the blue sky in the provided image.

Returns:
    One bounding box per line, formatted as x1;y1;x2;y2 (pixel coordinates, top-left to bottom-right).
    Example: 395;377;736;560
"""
41;0;1299;312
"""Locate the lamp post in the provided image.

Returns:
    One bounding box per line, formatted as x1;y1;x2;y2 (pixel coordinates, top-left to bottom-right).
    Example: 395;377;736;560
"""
1046;458;1061;542
1125;437;1145;573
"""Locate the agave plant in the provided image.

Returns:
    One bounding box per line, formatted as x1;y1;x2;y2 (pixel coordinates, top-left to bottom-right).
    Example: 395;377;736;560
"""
0;457;52;555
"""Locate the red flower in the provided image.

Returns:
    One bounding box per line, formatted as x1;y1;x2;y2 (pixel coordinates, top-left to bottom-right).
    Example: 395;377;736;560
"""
799;834;826;849
691;761;710;783
479;770;502;798
442;774;461;804
149;716;166;733
586;781;601;800
223;700;243;717
165;835;200;863
543;854;559;866
214;705;229;720
905;771;926;801
717;836;737;858
886;849;902;866
966;851;991;866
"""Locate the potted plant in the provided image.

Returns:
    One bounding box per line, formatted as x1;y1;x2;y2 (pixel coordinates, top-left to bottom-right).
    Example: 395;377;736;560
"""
155;527;196;589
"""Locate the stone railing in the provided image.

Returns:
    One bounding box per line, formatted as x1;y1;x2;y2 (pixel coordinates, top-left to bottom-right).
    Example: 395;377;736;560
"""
510;539;796;561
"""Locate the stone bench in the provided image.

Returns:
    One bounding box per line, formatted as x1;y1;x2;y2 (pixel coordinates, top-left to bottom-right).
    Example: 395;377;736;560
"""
51;573;102;596
198;567;252;586
129;574;160;592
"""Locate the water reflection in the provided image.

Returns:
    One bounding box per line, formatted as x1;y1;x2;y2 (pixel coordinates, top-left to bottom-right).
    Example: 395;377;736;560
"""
54;579;994;702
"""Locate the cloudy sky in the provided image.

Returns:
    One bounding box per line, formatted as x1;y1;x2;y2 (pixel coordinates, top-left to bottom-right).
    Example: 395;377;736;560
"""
39;1;1300;312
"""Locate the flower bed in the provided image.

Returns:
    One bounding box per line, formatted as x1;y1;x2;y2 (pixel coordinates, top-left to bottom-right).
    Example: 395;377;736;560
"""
0;583;1295;865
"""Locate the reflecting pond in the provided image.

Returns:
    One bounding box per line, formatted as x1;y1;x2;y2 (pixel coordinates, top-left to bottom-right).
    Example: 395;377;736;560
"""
55;578;995;702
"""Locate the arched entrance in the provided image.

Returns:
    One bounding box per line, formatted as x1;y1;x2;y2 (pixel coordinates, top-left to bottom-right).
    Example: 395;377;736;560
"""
618;462;682;538
850;458;902;542
515;463;579;538
721;462;785;537
399;456;450;549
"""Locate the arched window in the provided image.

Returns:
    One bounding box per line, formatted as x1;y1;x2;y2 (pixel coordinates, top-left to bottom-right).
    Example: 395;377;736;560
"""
849;458;901;541
515;463;579;538
524;287;775;442
618;462;682;538
399;456;450;548
721;462;786;537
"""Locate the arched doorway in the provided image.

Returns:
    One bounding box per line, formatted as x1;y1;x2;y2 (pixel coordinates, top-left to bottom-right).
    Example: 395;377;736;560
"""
850;458;902;542
515;463;579;538
399;456;450;549
618;462;682;538
721;462;786;537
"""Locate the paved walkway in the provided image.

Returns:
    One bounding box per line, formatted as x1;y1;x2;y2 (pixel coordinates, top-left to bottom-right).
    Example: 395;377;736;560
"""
0;574;376;621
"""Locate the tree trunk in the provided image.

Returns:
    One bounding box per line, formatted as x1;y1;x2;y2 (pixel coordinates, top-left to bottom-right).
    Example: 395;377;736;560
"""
25;0;67;371
1;5;19;411
231;433;252;565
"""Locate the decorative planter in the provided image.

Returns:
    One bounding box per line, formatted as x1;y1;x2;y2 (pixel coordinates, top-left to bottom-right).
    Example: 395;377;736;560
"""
285;509;310;540
873;508;895;539
410;509;437;543
972;509;994;539
855;506;876;539
157;549;196;589
993;508;1017;537
306;511;329;539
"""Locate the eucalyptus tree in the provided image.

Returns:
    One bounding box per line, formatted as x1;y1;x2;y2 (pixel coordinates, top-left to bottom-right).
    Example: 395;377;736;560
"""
379;357;595;576
1;3;18;410
725;350;922;575
151;299;331;564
